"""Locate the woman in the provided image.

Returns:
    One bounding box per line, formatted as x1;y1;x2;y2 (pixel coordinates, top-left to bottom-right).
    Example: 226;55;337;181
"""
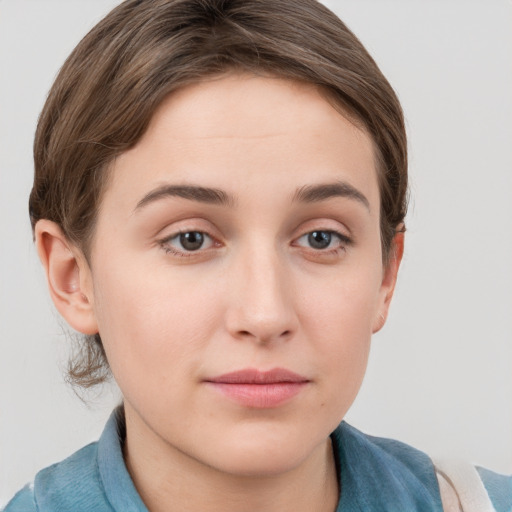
3;0;511;510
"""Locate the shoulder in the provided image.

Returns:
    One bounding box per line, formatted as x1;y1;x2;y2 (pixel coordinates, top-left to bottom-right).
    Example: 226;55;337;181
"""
334;421;441;483
477;466;512;512
2;408;144;512
2;484;37;512
333;422;444;510
333;422;512;511
2;442;113;512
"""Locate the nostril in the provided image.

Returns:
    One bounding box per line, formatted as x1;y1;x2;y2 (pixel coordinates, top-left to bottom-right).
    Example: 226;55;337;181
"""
236;329;292;341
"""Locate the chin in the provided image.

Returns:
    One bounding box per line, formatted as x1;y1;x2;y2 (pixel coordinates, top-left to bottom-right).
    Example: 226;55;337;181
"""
204;424;326;478
215;449;307;478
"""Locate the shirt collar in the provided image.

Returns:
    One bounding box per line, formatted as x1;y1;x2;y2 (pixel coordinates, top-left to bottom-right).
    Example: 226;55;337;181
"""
97;407;149;512
97;408;442;512
332;422;443;512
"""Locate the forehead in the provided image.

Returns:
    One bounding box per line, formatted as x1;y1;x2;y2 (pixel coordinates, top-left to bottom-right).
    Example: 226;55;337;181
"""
146;73;372;154
104;73;379;213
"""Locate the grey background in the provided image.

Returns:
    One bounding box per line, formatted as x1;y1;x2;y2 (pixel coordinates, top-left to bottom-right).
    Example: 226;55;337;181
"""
1;0;511;504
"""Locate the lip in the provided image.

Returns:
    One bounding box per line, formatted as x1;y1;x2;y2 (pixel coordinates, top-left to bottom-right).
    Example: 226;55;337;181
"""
204;368;310;408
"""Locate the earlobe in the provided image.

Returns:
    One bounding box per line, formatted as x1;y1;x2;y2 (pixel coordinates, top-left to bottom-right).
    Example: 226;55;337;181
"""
372;232;405;334
35;220;98;335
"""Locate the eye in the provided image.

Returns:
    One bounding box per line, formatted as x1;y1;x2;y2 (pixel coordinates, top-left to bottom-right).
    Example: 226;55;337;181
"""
295;230;350;251
307;231;333;250
161;231;215;254
177;231;207;251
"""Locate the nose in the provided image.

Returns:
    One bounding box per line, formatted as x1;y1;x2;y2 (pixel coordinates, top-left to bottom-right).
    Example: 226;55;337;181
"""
224;247;298;344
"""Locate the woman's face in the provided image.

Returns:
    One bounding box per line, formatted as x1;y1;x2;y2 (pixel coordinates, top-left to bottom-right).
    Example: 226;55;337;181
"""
84;74;400;476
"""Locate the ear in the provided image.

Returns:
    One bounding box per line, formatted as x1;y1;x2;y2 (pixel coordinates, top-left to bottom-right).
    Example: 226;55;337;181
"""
35;219;98;335
372;231;404;334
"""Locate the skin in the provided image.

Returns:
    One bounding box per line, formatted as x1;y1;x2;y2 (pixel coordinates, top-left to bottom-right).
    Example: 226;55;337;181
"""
36;74;403;512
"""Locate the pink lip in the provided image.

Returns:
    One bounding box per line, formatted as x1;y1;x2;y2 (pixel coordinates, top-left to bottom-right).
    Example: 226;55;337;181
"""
204;368;309;408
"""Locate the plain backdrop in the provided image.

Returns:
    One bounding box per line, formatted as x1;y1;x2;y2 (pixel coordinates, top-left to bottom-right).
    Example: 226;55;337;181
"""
1;0;511;504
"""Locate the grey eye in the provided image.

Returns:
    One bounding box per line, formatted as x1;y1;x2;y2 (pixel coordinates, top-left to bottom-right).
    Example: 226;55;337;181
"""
294;229;350;252
307;231;332;249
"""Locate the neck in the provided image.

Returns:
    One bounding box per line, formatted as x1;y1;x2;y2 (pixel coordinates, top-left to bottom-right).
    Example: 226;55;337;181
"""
123;408;339;512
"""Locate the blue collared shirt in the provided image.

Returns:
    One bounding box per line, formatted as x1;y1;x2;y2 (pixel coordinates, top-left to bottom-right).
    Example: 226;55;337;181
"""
4;408;512;511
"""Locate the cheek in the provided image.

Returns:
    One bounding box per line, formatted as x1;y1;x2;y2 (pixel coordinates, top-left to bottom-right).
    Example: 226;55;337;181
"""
295;264;381;407
90;256;223;390
298;257;382;341
307;287;373;376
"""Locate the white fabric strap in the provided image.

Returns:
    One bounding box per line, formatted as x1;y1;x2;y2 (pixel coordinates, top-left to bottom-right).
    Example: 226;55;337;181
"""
434;459;496;512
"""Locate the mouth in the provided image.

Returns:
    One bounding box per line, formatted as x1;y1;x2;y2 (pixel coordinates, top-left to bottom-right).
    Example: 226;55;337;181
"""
204;368;310;408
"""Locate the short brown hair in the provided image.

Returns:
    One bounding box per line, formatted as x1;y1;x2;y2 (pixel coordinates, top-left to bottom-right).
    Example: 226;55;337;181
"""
30;0;408;388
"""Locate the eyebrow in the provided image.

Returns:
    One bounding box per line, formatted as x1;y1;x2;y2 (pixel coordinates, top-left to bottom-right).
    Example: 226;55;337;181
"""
134;180;369;212
293;181;370;210
135;184;235;211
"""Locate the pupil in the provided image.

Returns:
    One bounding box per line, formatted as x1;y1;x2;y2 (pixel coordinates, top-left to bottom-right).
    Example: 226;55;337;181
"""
308;231;331;249
180;232;204;251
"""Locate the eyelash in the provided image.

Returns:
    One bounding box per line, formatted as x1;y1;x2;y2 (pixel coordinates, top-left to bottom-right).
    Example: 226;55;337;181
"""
158;229;352;258
293;230;352;256
159;231;217;258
